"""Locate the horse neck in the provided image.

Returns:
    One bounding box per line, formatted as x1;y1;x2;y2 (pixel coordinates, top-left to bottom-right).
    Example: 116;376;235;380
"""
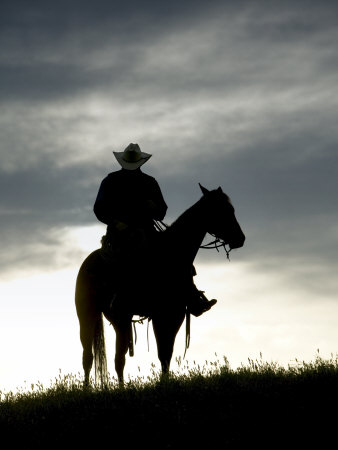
165;198;207;265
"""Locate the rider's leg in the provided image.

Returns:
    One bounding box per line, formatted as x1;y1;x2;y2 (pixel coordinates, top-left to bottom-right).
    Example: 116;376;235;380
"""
187;277;217;317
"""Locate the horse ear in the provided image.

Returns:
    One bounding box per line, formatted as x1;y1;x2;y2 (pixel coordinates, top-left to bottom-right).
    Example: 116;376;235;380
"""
199;183;209;195
217;187;223;193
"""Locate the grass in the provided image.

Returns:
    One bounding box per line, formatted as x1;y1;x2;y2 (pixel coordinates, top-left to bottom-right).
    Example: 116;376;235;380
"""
1;352;338;448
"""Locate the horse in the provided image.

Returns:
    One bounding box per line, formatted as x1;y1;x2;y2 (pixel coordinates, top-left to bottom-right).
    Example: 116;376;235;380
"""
75;184;245;385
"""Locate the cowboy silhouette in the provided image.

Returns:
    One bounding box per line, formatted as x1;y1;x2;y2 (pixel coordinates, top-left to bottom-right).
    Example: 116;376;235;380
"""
94;143;216;316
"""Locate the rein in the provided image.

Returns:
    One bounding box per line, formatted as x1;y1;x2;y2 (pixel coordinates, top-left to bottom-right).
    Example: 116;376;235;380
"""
155;220;231;260
129;316;151;357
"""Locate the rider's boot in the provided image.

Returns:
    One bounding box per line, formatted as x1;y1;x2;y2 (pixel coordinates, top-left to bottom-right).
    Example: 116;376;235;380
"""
188;289;217;317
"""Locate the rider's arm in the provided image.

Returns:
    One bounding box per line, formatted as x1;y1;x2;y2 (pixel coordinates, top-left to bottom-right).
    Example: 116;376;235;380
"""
93;177;114;225
148;179;168;221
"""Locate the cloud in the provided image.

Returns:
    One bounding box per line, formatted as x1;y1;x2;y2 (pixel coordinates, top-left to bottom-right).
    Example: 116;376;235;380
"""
1;0;337;287
1;1;337;104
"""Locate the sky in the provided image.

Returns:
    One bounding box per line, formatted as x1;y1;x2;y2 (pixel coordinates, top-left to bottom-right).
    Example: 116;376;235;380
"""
1;0;338;392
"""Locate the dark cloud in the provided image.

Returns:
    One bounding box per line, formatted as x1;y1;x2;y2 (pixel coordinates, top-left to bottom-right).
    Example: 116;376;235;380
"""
0;158;96;276
1;0;337;103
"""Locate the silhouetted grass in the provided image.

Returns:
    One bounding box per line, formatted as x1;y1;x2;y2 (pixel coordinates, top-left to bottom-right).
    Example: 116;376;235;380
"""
1;352;337;448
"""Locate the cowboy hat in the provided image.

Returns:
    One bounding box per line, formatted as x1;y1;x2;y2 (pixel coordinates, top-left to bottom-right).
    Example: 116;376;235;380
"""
113;143;152;170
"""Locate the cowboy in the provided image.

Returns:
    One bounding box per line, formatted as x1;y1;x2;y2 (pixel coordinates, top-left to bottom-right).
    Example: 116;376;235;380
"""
94;143;216;316
94;143;167;246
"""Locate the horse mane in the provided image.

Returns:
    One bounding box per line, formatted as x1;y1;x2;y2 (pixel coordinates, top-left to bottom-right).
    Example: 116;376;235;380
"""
165;195;205;235
165;188;231;234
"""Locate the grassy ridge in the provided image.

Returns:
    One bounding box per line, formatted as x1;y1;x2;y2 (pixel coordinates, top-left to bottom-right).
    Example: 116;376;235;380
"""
1;354;338;448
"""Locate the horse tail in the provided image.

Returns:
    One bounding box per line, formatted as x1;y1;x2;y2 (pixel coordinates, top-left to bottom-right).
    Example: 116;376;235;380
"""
93;313;108;386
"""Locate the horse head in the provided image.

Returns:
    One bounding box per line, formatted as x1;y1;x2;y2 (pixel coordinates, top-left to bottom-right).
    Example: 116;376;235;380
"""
199;183;245;250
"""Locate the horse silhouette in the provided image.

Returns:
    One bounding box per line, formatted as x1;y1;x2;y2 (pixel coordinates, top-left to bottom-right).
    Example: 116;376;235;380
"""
75;184;245;385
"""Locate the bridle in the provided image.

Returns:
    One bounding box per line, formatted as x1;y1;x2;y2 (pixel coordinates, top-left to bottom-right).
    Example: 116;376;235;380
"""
199;233;231;261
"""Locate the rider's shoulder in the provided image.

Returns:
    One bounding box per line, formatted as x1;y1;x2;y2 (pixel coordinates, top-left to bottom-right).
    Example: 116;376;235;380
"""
104;169;124;180
103;169;158;185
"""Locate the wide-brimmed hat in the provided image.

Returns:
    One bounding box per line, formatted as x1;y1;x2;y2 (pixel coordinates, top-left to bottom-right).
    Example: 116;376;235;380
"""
113;143;152;170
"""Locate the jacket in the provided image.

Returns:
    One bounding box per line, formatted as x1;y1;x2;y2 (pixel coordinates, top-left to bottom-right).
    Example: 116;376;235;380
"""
94;168;167;231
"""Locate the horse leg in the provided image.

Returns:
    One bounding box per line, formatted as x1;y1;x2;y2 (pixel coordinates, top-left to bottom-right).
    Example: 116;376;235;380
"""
76;279;100;386
112;319;132;384
79;315;97;386
152;311;186;376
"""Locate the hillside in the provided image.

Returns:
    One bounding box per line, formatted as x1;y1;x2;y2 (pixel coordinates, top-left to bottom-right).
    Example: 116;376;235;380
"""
1;355;337;448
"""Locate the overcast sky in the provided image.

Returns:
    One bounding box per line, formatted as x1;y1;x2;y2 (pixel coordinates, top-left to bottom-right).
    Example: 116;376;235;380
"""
1;0;337;390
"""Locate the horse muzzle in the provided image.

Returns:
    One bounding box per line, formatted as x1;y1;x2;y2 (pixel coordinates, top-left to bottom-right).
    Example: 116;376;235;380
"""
229;233;245;250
